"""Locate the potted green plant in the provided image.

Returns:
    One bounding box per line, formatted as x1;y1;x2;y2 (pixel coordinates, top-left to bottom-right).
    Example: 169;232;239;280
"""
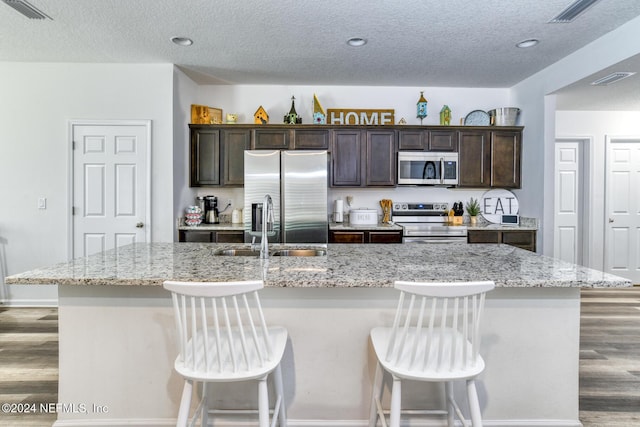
465;197;481;225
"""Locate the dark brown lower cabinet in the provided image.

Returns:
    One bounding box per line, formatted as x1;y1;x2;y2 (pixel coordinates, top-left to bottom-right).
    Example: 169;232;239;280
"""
329;229;403;243
179;230;244;243
467;229;536;252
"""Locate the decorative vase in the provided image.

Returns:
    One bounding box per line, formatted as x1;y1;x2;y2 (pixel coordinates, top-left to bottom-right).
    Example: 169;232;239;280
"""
470;216;477;225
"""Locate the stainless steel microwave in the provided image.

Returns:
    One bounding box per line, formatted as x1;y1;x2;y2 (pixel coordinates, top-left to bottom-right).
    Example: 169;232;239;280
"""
397;152;459;185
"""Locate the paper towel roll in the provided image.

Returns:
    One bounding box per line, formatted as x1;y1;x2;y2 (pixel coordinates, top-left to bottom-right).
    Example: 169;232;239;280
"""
334;200;344;223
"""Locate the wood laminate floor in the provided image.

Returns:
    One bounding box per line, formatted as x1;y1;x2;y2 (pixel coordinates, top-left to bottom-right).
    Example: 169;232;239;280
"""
1;289;639;426
579;287;640;427
0;307;58;427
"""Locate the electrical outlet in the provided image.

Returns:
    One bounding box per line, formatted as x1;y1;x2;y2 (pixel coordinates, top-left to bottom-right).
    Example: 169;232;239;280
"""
37;197;47;210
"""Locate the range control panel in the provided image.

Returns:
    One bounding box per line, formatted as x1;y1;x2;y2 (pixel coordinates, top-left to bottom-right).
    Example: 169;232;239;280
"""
392;202;449;213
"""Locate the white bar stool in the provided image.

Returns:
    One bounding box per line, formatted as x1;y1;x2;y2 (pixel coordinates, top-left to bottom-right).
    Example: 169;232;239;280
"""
163;280;288;427
369;280;495;427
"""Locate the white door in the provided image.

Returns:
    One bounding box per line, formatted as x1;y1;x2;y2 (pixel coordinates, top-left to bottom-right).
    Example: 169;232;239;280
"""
71;121;150;258
554;141;584;265
604;138;640;282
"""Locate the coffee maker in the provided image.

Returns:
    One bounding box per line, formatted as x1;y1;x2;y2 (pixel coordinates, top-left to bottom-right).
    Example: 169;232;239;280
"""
204;196;219;224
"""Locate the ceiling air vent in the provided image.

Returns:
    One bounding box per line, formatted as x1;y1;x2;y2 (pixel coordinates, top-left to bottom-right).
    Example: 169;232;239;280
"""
591;72;636;86
1;0;51;19
549;0;600;23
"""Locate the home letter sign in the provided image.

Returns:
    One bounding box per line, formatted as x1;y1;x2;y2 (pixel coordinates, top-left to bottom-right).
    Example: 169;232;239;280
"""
327;109;395;125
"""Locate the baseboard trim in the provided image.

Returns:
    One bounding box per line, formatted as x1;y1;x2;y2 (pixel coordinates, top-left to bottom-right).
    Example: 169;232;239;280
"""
1;298;58;307
52;418;583;427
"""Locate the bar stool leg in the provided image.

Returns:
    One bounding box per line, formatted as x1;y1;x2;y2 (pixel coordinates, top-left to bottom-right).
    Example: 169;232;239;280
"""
445;381;455;427
467;379;483;427
389;376;401;427
273;365;287;427
258;376;269;427
176;380;193;427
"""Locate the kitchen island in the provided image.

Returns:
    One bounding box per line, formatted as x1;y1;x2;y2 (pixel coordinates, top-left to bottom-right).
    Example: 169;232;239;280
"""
7;243;630;427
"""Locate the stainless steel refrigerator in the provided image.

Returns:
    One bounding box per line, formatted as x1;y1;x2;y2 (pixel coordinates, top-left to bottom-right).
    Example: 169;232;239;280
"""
244;150;328;244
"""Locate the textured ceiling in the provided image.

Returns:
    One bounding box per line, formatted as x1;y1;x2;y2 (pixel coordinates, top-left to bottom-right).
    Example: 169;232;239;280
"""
2;0;640;109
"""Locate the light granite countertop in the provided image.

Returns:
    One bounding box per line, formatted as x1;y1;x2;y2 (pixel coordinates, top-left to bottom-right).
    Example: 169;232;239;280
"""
178;223;244;231
6;242;630;289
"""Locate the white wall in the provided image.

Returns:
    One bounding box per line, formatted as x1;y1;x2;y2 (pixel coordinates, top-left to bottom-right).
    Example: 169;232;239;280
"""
197;85;511;128
512;15;640;256
173;67;200;240
556;110;640;270
0;62;175;305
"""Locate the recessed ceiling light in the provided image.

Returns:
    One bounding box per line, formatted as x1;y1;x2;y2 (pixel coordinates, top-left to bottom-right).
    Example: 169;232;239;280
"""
516;39;539;48
347;37;367;47
171;36;193;47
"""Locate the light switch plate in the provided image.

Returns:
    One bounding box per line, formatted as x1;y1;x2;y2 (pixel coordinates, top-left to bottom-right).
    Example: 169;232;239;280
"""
38;197;46;209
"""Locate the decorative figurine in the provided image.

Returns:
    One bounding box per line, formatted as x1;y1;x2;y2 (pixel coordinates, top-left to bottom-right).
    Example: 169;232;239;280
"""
226;113;238;124
254;105;269;124
439;105;451;126
313;94;326;124
284;96;302;124
398;117;407;125
416;91;428;124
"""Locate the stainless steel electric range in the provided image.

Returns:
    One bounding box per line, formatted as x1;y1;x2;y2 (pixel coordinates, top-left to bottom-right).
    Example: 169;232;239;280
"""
392;202;468;243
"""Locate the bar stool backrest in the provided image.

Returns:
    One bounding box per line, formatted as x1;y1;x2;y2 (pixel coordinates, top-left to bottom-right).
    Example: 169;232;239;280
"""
163;280;274;376
385;280;495;374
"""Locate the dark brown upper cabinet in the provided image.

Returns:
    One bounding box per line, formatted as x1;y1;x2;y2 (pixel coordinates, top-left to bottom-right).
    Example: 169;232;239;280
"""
190;127;220;186
491;130;521;188
331;129;396;187
190;126;249;187
331;129;363;187
458;128;522;188
398;127;457;152
253;128;290;149
221;129;250;186
458;130;491;187
293;129;330;149
365;129;396;186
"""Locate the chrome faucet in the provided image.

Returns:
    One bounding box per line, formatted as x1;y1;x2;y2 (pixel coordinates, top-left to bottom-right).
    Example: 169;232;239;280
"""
260;194;274;259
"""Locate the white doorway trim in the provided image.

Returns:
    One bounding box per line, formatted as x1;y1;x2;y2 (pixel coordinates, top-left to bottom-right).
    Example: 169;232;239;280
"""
553;137;593;267
67;119;152;261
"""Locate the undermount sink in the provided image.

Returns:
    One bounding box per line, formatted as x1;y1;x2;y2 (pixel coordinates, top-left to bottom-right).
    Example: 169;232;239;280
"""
214;248;261;257
213;247;326;257
272;249;326;257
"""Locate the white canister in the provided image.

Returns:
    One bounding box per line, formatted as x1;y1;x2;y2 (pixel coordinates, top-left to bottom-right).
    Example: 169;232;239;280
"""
232;208;243;224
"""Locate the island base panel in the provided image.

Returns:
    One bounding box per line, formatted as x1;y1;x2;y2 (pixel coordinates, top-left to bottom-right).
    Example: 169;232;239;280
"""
55;285;580;426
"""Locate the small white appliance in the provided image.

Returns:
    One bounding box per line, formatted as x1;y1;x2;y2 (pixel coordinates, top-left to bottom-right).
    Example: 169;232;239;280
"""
397;152;459;185
334;200;344;223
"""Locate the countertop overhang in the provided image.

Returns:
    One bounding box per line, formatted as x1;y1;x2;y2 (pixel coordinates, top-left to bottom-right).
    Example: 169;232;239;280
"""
6;242;630;289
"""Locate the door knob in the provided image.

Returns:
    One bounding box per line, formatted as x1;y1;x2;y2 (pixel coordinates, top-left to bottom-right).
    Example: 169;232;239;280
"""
136;222;144;228
608;218;614;223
